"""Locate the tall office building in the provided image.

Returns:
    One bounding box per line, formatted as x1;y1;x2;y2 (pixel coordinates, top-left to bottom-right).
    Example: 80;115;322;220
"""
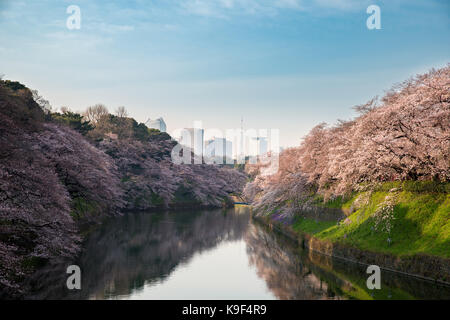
205;137;233;163
179;128;204;156
258;137;268;156
145;117;166;132
250;137;268;157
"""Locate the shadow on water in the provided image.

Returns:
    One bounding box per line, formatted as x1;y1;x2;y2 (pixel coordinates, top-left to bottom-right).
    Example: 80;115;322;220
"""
26;207;450;300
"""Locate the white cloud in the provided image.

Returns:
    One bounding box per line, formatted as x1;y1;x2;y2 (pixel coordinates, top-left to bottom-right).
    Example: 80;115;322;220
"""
180;0;227;18
92;22;135;33
178;0;366;18
274;0;303;10
220;0;235;9
313;0;367;10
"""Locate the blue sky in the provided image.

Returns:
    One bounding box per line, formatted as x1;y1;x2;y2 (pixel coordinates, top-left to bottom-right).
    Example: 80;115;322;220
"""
0;0;449;147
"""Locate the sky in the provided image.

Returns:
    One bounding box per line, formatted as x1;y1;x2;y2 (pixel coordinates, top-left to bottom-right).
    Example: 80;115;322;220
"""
0;0;449;147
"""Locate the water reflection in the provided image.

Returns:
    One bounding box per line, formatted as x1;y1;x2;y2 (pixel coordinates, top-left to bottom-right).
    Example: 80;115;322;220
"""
245;222;342;299
26;206;450;300
246;220;450;300
27;207;251;299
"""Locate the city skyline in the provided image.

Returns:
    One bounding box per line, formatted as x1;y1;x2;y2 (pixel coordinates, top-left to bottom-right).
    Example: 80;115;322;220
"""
177;125;278;161
0;1;449;147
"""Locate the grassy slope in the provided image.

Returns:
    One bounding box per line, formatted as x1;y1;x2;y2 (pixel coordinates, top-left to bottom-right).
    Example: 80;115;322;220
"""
291;182;450;259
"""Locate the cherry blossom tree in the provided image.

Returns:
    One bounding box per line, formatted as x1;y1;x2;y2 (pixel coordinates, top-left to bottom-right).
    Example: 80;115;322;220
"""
246;65;450;214
0;78;247;297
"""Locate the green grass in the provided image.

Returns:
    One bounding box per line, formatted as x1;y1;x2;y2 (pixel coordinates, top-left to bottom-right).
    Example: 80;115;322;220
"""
292;218;336;235
372;180;450;193
290;183;450;259
308;192;358;212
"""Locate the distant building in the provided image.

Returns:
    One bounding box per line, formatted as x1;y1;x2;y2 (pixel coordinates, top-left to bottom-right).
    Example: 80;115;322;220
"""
179;128;204;156
145;117;166;132
258;137;268;156
205;137;233;163
250;137;268;157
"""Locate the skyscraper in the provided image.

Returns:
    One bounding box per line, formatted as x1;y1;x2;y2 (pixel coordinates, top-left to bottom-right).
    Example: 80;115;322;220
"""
205;137;233;164
179;128;204;156
250;137;268;157
145;117;167;132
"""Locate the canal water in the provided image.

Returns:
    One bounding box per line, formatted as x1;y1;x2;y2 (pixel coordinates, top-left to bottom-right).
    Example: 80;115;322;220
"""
27;206;450;300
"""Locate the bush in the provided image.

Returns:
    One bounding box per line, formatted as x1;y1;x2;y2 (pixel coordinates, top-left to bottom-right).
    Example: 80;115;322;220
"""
50;111;93;135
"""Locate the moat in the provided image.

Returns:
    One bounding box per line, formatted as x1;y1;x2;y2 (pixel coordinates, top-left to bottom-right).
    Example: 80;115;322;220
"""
27;206;450;300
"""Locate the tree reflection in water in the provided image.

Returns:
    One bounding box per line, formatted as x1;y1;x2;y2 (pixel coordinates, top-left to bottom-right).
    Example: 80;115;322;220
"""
246;220;450;300
27;207;249;299
245;222;344;300
26;206;450;300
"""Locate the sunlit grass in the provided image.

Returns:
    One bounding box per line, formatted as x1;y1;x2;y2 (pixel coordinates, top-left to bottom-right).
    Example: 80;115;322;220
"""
292;183;450;259
292;218;336;235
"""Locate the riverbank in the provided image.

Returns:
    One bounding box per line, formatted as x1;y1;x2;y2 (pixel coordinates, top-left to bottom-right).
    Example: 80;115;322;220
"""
242;66;449;283
252;181;450;284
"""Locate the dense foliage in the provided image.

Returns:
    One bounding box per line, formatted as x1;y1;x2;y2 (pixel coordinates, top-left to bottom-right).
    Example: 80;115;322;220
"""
50;110;93;135
0;84;80;295
100;138;245;210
